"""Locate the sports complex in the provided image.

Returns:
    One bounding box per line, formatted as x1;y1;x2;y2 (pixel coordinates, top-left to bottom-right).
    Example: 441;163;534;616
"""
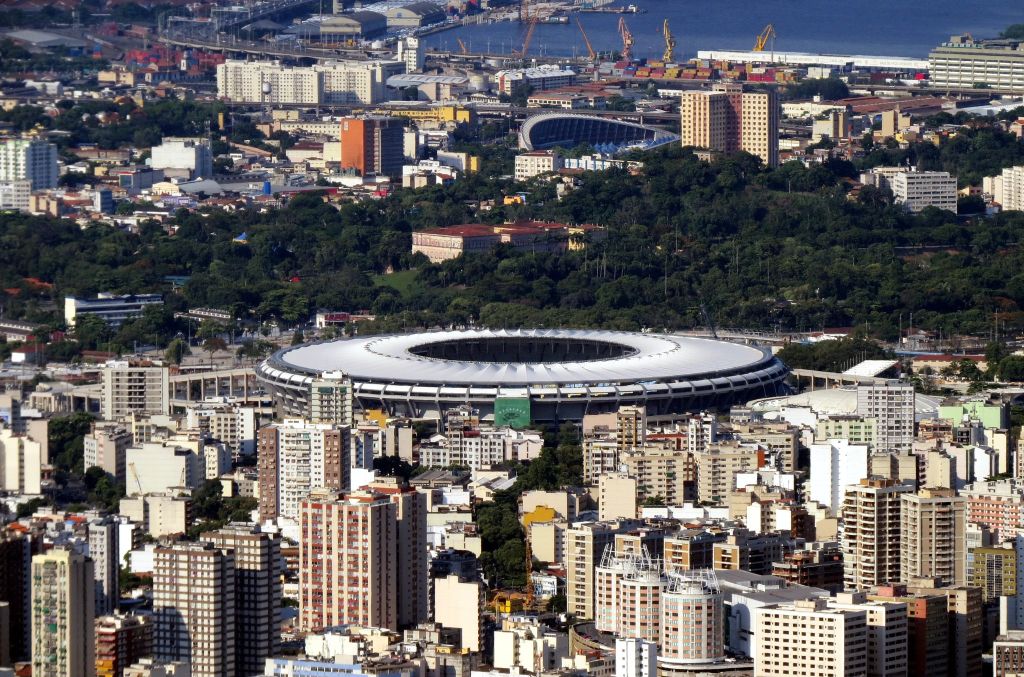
257;329;788;424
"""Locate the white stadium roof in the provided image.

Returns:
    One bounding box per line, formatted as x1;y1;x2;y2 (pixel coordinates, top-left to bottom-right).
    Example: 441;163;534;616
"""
274;328;771;386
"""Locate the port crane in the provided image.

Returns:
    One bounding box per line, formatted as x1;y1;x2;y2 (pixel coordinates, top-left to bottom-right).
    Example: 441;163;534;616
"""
753;23;775;52
576;17;596;61
662;19;676;62
618;16;634;61
513;16;539;58
457;38;469;55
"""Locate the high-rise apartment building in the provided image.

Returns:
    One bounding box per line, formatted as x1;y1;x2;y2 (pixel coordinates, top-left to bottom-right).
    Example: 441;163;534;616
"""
620;446;690;506
693;443;763;504
257;419;351;522
829;592;909;677
95;615;152;677
842;479;912;590
972;543;1016;603
31;549;95;677
986;165;1024;211
961;479;1024;541
299;488;399;631
339;117;404;178
0;428;44;494
809;439;871;514
308;375;354;426
663;530;725;571
869;585;949;676
564;520;640;620
995;630;1024;677
101;361;169;420
615;637;656;677
679;83;779;167
660;570;724;667
432;574;483;652
153;543;235;677
368;478;428;628
88;518;119;616
84;423;132;484
201;524;282;676
595;548;663;643
900;488;966;586
755;598;868;677
856;383;915;453
216;59;404;105
0;530;33;663
0;138;58;190
905;579;983;677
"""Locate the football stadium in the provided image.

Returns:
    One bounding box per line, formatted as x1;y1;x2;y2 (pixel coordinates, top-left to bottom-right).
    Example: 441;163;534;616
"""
257;328;788;423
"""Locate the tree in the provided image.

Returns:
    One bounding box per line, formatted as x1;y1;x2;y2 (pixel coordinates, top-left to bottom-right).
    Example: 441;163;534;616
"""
1003;24;1024;39
202;337;227;363
547;593;567;613
49;413;95;476
164;338;191;365
373;456;416;481
999;356;1024;382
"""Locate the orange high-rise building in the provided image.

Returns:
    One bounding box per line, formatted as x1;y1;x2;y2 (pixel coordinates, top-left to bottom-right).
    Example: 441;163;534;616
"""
339;117;404;178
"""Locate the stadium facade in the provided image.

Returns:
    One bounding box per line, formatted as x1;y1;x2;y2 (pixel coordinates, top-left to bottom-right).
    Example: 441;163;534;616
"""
257;329;788;423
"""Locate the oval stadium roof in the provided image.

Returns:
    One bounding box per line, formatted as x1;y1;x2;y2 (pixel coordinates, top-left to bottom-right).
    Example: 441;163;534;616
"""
518;113;679;152
269;328;772;386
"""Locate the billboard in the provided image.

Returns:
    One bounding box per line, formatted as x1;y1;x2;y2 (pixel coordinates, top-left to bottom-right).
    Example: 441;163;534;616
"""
494;397;531;429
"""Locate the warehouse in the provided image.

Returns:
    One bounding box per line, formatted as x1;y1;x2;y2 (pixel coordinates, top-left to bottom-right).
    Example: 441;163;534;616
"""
321;11;388;40
385;2;447;28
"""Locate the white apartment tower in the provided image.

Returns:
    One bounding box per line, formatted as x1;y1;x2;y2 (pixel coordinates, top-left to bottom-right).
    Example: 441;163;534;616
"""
101;361;170;420
809;439;870;514
616;637;657;677
855;383;914;453
0;139;58;190
30;549;95;677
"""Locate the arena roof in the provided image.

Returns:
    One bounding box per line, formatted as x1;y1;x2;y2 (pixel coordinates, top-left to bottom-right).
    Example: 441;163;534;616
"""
269;329;773;386
518;113;680;153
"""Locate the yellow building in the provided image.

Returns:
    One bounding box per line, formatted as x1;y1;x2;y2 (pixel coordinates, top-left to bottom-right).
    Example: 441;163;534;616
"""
972;546;1016;602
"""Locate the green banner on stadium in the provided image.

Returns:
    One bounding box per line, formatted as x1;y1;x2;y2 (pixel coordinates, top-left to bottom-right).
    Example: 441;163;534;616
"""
494;397;531;428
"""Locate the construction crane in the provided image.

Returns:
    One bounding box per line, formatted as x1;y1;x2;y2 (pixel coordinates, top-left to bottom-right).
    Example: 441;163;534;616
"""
513;16;539;59
457;38;469;55
662;19;676;63
524;528;535;609
753;23;775;52
576;17;596;61
128;463;143;495
618;16;634;61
